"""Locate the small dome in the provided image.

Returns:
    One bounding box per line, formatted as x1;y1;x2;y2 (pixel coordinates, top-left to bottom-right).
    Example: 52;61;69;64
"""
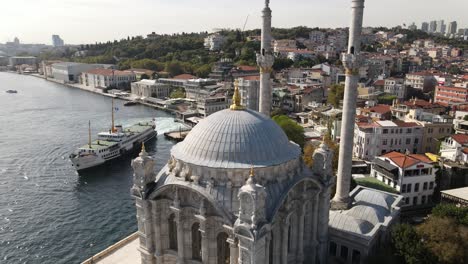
171;109;300;168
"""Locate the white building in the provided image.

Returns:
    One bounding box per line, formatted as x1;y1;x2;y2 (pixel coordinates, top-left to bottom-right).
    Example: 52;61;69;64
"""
354;120;424;161
440;134;468;163
309;30;326;43
8;56;37;66
51;62;103;83
384;78;406;100
82;68;136;89
237;76;260;111
371;152;436;207
204;33;226;51
131;79;172;99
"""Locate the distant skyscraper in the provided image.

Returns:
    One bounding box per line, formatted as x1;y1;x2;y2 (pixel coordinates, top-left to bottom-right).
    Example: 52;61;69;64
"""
408;22;417;31
447;21;457;35
421;22;429;32
13;37;20;45
436;20;445;33
52;35;64;47
429;21;437;33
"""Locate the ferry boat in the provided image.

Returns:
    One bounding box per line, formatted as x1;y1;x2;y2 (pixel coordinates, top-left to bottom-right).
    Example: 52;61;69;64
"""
6;90;17;93
69;99;157;172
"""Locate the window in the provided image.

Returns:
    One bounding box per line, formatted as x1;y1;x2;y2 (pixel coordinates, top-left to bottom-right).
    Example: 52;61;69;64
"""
421;196;426;204
407;128;412;133
415;138;419;144
413;197;418;205
429;182;434;189
415;183;419;192
407;184;412;192
329;242;337;256
402;184;407;193
406;138;411;144
383;139;388;145
192;223;202;260
405;197;410;204
423;182;428;190
168;214;178;250
383;129;388;134
340;245;349;260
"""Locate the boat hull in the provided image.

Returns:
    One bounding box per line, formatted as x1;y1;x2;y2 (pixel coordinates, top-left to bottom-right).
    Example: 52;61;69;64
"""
71;130;157;173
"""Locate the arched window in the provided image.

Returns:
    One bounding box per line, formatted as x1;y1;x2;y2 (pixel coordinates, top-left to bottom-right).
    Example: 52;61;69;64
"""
217;232;230;264
192;223;202;260
287;224;292;253
168;214;178;250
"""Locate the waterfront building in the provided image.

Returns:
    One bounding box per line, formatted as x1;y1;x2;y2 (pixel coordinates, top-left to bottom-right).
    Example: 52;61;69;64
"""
196;95;229;117
157;74;196;87
434;85;468;107
354;120;424;161
51;62;103;83
8;56;36;66
453;110;468;134
184;78;222;101
41;60;63;78
370;152;436;207
124;68;156;80
131;80;172;98
82;69;136;90
52;35;64;47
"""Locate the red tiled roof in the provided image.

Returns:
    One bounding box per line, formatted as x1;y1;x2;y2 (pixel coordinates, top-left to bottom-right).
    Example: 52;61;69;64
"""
451;134;468;145
373;80;385;86
462;148;468;154
242;75;260;81
382;151;432;168
85;69;133;76
173;74;196;80
369;104;391;114
393;120;420;127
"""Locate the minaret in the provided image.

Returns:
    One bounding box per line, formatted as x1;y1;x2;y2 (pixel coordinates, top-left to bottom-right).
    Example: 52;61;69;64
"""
257;0;275;116
332;0;365;210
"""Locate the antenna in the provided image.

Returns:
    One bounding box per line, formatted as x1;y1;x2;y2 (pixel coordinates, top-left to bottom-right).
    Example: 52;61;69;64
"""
242;14;249;32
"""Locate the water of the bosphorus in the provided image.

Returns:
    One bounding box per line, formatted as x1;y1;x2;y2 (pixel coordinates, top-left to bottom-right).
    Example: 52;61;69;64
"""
0;72;183;263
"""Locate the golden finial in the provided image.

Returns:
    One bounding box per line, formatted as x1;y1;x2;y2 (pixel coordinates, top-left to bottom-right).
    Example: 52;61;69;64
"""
141;142;146;153
247;165;256;185
230;79;245;110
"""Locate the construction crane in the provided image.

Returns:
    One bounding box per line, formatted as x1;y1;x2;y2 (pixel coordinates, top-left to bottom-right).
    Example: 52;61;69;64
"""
242;14;250;32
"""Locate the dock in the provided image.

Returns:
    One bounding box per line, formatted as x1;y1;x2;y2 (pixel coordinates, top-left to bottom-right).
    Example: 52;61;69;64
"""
164;129;191;142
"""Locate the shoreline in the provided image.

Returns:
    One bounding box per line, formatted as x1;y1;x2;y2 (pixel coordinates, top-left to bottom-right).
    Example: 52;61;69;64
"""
25;72;178;115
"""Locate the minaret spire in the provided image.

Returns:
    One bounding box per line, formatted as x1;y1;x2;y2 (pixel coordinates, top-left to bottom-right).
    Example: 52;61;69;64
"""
332;0;365;210
257;0;274;116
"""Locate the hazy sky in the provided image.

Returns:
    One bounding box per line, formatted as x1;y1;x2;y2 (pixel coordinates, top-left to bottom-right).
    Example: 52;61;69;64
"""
1;0;467;45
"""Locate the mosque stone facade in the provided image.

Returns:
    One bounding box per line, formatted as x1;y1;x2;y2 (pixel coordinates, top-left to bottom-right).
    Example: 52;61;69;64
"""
129;0;402;263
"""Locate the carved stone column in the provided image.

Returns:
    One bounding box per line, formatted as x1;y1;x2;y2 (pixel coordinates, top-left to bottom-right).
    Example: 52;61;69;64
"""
281;218;289;264
227;236;239;264
151;200;163;263
265;234;271;264
296;205;305;263
317;189;331;264
175;212;185;264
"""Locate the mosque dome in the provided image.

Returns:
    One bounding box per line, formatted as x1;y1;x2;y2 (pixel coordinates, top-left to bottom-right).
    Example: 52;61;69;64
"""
171;108;301;169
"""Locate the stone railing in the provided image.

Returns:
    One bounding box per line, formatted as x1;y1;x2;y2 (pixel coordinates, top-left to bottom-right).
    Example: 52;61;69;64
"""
81;232;138;264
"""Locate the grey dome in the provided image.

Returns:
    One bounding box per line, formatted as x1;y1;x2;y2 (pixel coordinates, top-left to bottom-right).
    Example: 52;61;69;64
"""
171;109;301;168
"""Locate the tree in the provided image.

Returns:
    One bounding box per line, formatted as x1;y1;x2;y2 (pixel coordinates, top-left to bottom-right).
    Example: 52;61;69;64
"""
165;61;185;77
303;143;317;168
447;65;461;75
327;84;345;108
391;224;436;264
272;115;305;149
417;216;468;264
194;64;212;78
140;73;150;80
273;57;294;71
464;115;468;121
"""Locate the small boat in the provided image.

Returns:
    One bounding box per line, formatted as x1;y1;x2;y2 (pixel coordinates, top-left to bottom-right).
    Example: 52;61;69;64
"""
124;101;138;106
6;90;17;94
